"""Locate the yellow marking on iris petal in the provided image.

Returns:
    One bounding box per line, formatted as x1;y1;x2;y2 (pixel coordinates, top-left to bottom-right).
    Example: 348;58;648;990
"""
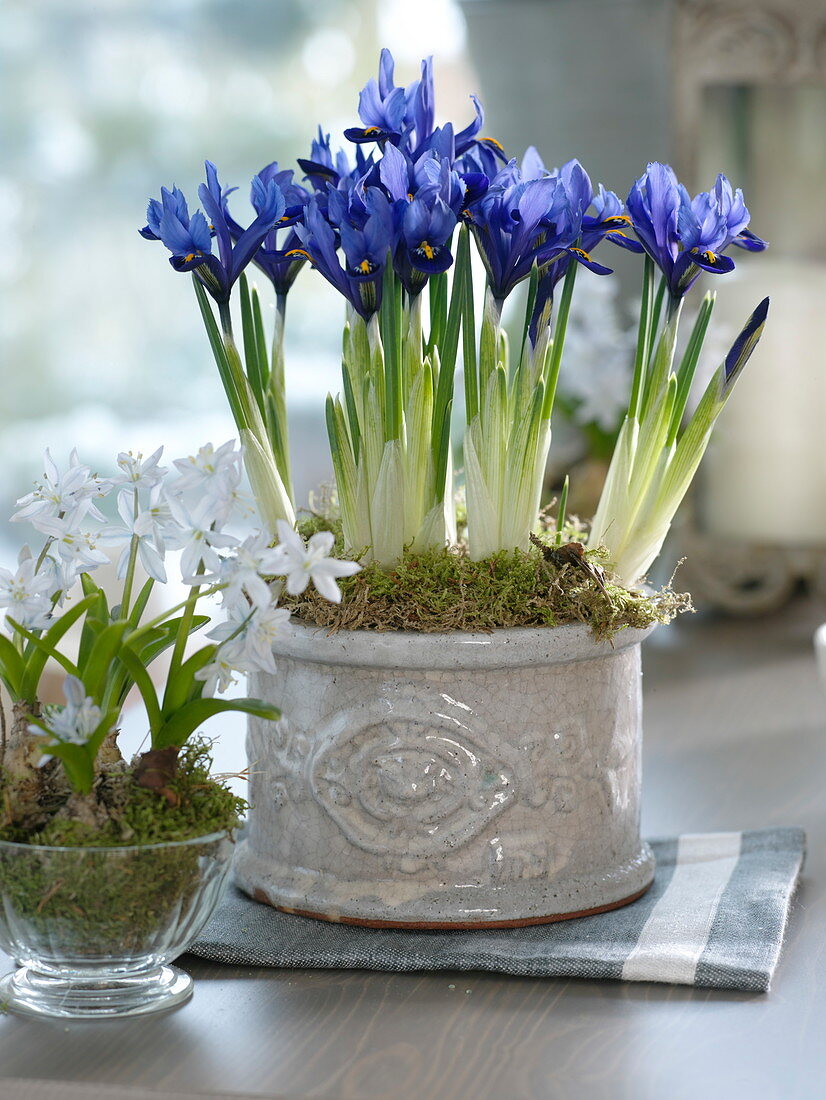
359;259;373;274
570;247;592;261
419;241;435;260
184;253;195;263
607;229;629;238
604;214;632;226
363;126;382;135
286;248;313;262
483;136;504;151
703;249;718;263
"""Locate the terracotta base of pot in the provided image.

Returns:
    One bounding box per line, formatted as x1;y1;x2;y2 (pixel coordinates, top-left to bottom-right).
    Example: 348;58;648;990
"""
252;880;653;930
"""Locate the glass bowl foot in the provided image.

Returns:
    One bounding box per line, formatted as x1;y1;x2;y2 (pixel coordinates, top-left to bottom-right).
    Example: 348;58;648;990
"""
0;963;193;1019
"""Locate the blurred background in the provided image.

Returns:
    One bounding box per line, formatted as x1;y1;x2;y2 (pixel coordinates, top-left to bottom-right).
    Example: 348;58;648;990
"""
0;0;478;556
2;0;825;769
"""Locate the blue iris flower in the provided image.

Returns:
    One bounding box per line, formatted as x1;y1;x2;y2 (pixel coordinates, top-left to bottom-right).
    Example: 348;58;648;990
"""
467;157;614;305
524;160;635;341
455;137;508;188
292;192;395;319
523;158;643;339
298;128;353;190
397;195;457;294
466;168;560;300
370;143;459;293
195;161;287;302
345;49;486;162
626;163;767;299
583;184;645;256
139;186;212;275
378;142;464;216
221;161;309;296
141;162;286;304
140;185;191;241
345;48;408;146
297;127;375;226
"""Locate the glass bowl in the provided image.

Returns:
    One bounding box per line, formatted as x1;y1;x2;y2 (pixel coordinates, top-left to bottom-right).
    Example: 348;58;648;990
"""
0;831;233;1018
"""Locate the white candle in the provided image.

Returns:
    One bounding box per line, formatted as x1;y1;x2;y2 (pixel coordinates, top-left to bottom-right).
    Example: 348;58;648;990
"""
701;257;826;545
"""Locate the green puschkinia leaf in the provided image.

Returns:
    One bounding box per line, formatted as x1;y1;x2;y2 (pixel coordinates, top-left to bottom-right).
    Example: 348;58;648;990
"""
153;698;281;751
116;642;163;735
119;642;162;730
38;740;96;795
161;645;217;718
17;593;99;701
79;620;130;704
0;633;25;697
12;623;78;683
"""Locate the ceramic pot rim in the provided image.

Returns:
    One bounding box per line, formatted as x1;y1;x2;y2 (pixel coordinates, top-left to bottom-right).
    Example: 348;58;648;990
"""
272;616;657;671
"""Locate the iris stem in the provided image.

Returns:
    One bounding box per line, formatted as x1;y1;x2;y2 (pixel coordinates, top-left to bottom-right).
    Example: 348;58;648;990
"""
269;292;293;500
461;230;478;424
541;258;578;419
646;275;668;365
628;255;654;421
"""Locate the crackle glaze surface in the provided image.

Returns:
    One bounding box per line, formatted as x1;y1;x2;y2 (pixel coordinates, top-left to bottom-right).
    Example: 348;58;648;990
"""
234;621;656;925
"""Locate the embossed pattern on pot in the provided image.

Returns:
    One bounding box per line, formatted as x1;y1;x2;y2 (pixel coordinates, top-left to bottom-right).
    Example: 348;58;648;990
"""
235;621;657;927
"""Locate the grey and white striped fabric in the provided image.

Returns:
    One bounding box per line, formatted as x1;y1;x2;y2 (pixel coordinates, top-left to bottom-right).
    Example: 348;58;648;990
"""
189;827;804;993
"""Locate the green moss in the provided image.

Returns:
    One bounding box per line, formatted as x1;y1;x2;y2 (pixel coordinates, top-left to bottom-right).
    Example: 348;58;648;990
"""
291;517;691;639
0;741;246;847
0;743;244;956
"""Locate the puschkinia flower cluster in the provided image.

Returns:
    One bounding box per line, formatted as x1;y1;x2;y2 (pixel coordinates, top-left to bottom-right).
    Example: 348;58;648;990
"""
1;444;359;750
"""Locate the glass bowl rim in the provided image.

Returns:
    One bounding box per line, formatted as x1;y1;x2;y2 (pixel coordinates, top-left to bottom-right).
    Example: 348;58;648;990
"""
0;828;234;855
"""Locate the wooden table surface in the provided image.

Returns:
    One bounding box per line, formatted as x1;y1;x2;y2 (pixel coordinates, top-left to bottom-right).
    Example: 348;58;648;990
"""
1;600;824;1100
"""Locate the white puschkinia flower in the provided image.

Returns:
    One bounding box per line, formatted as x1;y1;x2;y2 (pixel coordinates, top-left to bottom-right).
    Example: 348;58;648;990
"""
270;520;360;603
111;447;167;492
164;494;239;583
173;440;242;495
29;515;109;582
13;449;111;528
217;531;285;611
209;604;290;674
97;487;175;583
170;441;251;530
196;605;290;695
192;650;238;697
31;675;103;746
0;555;54;630
135;483;180;549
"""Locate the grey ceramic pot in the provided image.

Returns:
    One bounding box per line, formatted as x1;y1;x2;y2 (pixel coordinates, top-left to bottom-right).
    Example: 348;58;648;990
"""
234;620;656;928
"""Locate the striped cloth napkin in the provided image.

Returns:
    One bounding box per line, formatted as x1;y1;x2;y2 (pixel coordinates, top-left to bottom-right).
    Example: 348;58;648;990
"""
189;827;804;993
